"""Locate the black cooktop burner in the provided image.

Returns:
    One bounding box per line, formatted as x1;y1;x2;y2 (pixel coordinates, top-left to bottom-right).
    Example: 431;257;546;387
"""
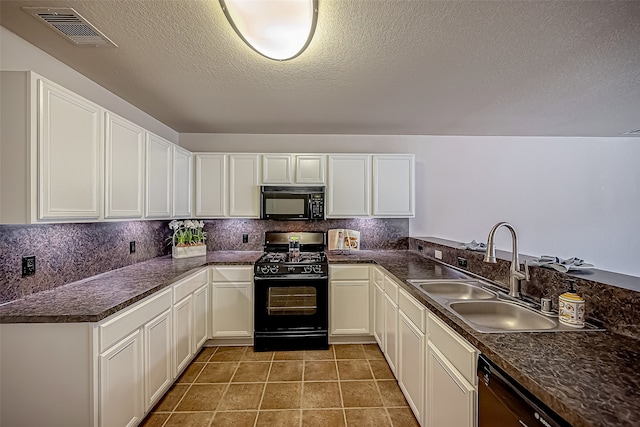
258;251;326;265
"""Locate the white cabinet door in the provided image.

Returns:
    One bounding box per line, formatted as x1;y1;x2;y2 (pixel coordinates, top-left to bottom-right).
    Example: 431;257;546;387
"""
173;294;194;375
38;78;102;221
194;153;227;217
372;154;415;217
144;308;172;409
229;154;260;217
399;311;425;425
104;112;145;219
330;280;370;335
262;154;292;184
145;133;172;218
99;330;143;427
211;283;253;338
373;283;385;350
295;154;325;184
384;293;399;375
193;283;209;349
327;155;371;217
426;342;475;427
172;145;192;218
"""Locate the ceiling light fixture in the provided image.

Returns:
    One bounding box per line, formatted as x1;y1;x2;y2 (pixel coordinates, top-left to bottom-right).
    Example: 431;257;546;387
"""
219;0;318;61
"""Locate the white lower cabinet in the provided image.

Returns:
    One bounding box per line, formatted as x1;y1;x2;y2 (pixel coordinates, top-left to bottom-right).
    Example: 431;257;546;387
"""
210;266;254;338
100;330;144;427
173;294;194;375
383;276;399;375
144;308;173;409
427;313;478;427
329;265;371;336
398;288;426;425
427;342;476;427
373;281;385;347
172;269;210;375
194;283;210;349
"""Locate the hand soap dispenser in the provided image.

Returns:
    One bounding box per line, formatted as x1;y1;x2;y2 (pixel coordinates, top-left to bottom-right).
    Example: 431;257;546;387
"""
558;279;585;328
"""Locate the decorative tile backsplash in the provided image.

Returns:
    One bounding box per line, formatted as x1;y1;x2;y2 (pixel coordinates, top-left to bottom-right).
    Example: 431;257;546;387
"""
0;218;408;304
203;218;409;251
410;237;640;339
0;221;171;304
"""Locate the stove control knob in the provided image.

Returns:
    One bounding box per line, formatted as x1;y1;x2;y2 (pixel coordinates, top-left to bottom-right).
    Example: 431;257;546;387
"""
303;265;313;273
313;265;323;273
288;266;296;273
261;266;270;274
269;266;279;274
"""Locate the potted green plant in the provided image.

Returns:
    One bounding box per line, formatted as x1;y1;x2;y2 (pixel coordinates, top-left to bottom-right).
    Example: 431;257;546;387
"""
168;219;207;258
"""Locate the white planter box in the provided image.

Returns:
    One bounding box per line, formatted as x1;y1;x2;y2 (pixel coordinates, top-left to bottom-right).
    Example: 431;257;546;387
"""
172;244;206;259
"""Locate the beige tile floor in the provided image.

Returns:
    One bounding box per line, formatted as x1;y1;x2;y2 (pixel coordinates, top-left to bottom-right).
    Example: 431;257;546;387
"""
141;344;420;427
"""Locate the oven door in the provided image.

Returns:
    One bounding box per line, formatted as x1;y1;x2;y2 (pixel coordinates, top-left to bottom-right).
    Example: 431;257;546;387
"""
254;275;328;351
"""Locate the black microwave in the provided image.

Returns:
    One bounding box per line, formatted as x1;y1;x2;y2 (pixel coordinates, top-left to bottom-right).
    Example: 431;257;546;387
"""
260;186;325;220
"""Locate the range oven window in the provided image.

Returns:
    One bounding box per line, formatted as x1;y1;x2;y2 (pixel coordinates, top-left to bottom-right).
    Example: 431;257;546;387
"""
268;286;317;315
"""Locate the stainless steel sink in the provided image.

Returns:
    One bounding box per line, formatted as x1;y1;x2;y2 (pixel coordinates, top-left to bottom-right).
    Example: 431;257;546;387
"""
406;278;604;333
447;300;558;332
409;280;496;300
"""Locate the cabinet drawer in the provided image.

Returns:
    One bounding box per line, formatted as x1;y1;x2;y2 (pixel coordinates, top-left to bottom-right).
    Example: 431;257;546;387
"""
174;269;208;302
398;288;426;333
210;266;253;282
372;266;385;287
427;313;477;385
330;265;370;281
99;288;172;352
383;275;399;303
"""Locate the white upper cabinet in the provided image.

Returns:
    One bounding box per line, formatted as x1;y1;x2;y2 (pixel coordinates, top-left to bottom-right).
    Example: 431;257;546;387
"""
38;78;103;221
104;112;145;219
194;153;227;217
372;154;415;217
229;154;260;217
262;154;292;184
145;133;173;219
296;154;325;184
327;154;371;217
172;145;192;218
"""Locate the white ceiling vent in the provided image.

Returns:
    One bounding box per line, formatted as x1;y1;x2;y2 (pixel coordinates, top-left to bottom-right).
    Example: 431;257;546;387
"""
23;7;117;47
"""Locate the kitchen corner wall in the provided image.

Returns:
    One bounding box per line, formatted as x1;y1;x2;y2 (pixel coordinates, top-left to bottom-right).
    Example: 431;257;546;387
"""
410;237;640;340
0;221;170;305
0;218;408;305
202;218;408;251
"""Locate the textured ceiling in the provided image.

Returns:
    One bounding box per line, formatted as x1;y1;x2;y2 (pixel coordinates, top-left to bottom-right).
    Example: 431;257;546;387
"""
1;0;639;136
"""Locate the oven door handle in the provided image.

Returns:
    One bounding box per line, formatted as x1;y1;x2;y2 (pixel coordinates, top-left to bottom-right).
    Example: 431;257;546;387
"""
254;275;328;281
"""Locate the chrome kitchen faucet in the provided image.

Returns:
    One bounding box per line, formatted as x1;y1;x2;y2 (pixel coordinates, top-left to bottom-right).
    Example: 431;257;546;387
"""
484;222;529;298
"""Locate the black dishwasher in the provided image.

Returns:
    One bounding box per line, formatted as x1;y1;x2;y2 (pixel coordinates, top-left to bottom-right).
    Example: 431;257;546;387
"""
478;355;572;427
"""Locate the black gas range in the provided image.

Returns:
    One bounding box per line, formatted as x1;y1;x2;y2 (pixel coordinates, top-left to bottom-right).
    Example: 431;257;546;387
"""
253;231;329;352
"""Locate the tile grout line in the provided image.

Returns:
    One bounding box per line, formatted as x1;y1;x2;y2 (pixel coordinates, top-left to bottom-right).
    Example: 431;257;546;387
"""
253;350;274;427
160;346;214;427
334;345;349;427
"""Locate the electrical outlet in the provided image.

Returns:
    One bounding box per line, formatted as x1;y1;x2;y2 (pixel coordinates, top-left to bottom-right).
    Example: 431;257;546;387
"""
434;250;443;260
242;234;248;244
418;245;423;253
22;256;36;277
130;241;136;254
457;257;468;268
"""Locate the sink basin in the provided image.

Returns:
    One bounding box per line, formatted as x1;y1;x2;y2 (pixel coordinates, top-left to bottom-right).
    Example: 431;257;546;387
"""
448;300;558;332
407;280;496;301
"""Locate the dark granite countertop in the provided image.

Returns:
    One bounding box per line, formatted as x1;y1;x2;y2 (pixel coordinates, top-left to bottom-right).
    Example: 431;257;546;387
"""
329;250;640;427
1;249;638;427
0;251;262;323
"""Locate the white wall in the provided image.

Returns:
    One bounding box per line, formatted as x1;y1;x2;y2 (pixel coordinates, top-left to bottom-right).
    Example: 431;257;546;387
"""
181;133;640;278
0;26;178;143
